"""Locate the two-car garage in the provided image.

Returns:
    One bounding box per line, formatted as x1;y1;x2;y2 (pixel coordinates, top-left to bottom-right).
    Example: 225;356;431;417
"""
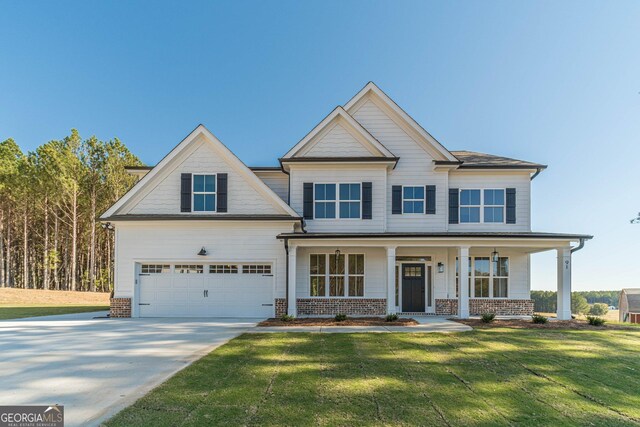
137;263;274;318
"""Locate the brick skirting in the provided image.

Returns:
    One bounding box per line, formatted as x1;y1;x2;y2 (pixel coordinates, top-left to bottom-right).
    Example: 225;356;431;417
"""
110;298;131;318
275;298;287;317
296;298;387;316
436;299;534;316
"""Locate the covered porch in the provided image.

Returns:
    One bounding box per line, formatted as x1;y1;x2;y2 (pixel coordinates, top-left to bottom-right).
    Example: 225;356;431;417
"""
279;232;592;320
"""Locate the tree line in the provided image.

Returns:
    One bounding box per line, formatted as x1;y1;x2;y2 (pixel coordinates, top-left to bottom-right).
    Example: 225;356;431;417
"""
0;130;141;292
531;290;620;313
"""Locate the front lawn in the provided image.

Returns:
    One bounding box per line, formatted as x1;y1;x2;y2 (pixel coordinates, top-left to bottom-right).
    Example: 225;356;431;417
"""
0;305;109;320
0;288;109;319
105;328;640;426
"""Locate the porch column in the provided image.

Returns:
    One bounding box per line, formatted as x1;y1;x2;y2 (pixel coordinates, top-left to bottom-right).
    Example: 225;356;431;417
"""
386;246;396;314
287;243;297;317
458;246;470;319
556;247;572;320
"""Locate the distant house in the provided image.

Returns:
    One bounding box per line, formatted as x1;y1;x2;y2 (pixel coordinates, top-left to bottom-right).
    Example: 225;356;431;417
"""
619;289;640;323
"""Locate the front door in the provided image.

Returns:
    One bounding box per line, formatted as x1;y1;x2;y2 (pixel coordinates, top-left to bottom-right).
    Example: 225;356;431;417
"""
402;264;425;312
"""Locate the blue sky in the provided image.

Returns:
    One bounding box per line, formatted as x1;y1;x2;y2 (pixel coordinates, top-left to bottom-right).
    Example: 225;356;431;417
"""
1;1;639;291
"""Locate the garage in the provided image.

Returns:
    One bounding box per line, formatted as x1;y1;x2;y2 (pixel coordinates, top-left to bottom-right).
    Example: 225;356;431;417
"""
137;263;274;317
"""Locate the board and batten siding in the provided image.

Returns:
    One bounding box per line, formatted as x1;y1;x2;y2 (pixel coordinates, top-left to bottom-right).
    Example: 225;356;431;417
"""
448;171;531;231
299;122;375;157
254;170;289;203
351;99;449;232
113;221;295;302
289;164;387;232
127;137;282;215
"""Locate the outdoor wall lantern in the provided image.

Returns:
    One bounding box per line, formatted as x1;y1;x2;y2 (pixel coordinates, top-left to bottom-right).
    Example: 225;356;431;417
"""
437;262;444;273
101;222;115;231
198;247;208;256
491;248;500;263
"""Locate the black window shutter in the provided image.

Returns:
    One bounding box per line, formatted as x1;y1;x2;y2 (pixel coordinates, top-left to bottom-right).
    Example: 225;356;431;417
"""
181;173;192;212
217;173;228;212
303;183;313;219
392;185;402;214
425;185;436;215
506;188;516;224
448;188;459;224
362;182;372;219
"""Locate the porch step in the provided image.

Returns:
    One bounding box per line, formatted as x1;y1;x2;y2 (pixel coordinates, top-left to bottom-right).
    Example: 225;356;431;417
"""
399;312;438;316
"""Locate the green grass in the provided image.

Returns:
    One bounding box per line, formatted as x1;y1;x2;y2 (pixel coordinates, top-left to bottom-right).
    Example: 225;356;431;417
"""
0;305;109;319
105;329;640;427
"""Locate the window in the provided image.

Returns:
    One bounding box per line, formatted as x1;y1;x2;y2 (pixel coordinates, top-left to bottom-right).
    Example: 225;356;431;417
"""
141;264;170;274
403;186;424;214
175;265;203;274
483;189;505;223
310;255;326;297
348;254;364;296
210;265;238;274
460;190;481;223
474;257;490;297
309;253;365;297
193;174;216;212
242;265;271;274
493;257;509;298
314;183;336;219
339;183;361;219
314;183;361;219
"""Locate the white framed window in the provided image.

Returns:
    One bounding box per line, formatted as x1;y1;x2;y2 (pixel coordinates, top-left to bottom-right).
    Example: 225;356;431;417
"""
403;186;424;214
242;265;271;274
493;257;509;298
175;265;203;274
193;174;216;212
210;265;238;274
473;257;490;298
141;264;170;274
455;256;509;298
459;189;506;223
314;183;361;219
309;253;365;297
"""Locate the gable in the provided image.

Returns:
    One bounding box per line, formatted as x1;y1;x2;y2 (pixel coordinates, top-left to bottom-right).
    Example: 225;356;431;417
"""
300;121;377;157
102;125;298;218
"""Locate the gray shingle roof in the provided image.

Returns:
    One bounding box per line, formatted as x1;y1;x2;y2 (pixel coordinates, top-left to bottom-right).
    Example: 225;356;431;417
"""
622;289;640;312
447;151;547;169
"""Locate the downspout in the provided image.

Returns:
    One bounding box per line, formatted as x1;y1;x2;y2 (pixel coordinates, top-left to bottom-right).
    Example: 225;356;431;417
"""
530;168;543;181
571;238;586;254
284;238;289;316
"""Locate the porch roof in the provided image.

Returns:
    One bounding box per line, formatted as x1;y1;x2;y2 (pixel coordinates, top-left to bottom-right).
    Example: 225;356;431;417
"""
278;231;592;240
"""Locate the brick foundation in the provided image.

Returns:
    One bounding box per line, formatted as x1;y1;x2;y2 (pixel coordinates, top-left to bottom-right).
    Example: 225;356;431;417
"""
275;298;287;317
436;299;534;316
110;298;132;318
296;298;386;316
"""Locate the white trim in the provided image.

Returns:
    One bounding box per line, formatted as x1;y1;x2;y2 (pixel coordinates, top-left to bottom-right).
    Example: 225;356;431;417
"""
308;252;366;298
282;106;395;159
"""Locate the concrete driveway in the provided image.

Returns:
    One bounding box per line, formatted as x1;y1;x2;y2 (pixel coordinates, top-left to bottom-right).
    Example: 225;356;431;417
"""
0;312;260;426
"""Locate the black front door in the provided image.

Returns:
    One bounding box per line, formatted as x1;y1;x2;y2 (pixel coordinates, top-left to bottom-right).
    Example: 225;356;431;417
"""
402;264;425;312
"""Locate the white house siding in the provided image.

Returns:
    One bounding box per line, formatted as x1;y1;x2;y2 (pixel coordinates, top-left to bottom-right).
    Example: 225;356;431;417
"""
127;137;283;215
444;248;530;299
300;122;374;157
113;221;295;308
254;171;289;203
351;99;449;232
295;247;387;299
289;164;387;232
448;171;531;231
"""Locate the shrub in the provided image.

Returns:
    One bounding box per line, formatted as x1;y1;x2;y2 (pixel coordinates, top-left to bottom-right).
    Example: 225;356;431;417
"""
532;314;548;324
280;314;295;322
589;303;609;316
481;313;496;323
335;313;347;322
385;313;399;322
571;294;590;315
586;315;606;326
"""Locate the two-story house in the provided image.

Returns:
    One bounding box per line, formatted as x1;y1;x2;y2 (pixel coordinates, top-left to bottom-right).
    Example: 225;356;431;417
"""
101;82;591;320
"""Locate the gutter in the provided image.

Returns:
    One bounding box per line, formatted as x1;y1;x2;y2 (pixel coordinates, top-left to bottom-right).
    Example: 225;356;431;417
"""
571;237;587;254
530;167;543;181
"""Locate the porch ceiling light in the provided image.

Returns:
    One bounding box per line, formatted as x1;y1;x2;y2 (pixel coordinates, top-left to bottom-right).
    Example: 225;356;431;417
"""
198;247;208;256
437;262;444;273
491;248;499;263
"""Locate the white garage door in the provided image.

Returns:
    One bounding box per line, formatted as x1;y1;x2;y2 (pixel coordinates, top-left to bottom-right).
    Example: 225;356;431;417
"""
138;263;274;318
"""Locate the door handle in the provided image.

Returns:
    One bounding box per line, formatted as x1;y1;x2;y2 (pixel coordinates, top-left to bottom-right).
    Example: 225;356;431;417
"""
204;289;208;297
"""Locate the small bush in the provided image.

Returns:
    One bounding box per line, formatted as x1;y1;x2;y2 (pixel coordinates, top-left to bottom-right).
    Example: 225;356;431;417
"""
589;303;609;316
481;313;496;323
386;313;399;322
280;314;295;322
335;313;347;322
532;314;548;324
586;315;606;326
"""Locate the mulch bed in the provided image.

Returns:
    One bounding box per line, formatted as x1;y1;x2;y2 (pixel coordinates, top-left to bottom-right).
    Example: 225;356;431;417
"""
454;318;638;331
258;317;418;327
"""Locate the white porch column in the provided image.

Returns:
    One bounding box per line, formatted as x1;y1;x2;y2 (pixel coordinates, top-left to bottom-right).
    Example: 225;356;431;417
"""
458;246;470;319
556;247;572;320
386;246;396;314
287;244;297;317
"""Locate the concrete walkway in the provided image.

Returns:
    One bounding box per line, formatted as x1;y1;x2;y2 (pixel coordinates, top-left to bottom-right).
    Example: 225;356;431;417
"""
0;312;261;427
250;316;472;333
